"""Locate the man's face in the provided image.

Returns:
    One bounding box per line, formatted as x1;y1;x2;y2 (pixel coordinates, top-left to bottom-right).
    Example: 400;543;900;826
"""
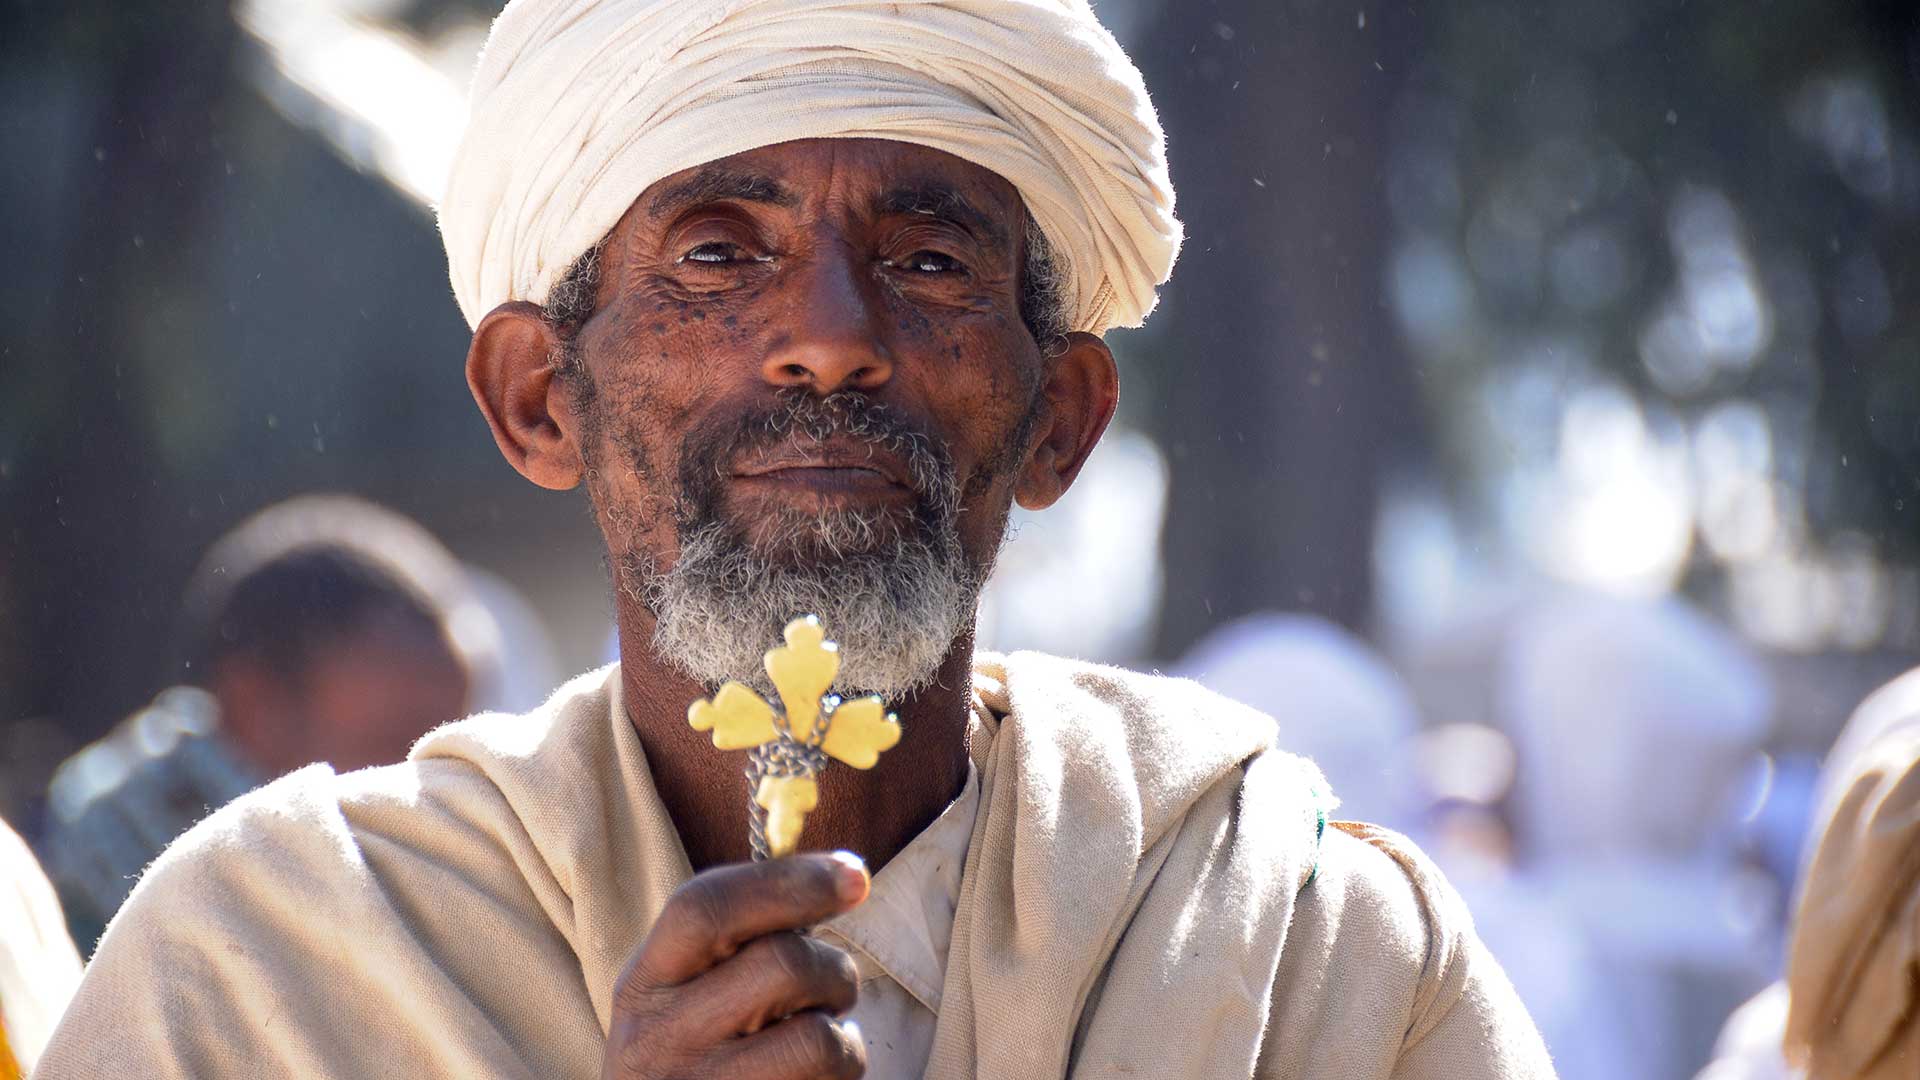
557;138;1058;694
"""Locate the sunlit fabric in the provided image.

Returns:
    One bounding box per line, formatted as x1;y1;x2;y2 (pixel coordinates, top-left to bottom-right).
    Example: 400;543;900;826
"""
1784;670;1920;1080
0;816;82;1076
1799;665;1920;864
439;0;1180;334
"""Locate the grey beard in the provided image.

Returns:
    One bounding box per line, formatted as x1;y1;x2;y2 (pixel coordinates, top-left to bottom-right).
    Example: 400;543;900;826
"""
623;506;984;699
596;389;1007;699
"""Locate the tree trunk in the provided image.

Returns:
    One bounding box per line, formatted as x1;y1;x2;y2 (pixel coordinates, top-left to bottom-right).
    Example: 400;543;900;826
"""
0;4;238;766
1135;0;1424;657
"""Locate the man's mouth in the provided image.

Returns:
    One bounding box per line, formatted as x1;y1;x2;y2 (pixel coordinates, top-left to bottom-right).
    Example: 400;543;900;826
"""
731;441;917;501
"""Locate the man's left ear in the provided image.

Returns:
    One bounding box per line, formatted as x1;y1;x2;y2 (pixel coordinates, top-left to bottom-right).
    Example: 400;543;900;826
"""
1015;332;1119;511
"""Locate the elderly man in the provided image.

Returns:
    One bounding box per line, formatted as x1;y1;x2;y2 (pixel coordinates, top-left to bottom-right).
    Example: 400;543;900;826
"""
39;2;1553;1077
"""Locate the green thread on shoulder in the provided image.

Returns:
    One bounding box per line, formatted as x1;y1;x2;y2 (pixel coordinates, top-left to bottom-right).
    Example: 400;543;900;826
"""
1302;786;1330;890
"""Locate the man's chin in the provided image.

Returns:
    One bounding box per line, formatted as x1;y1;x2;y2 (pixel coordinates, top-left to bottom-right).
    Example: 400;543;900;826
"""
722;509;926;565
635;511;982;699
743;541;905;572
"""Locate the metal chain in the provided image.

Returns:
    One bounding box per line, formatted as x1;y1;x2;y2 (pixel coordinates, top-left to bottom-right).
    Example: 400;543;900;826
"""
744;753;772;862
743;729;830;862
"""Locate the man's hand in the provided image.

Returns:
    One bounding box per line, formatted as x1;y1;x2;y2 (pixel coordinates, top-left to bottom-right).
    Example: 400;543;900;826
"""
602;851;871;1079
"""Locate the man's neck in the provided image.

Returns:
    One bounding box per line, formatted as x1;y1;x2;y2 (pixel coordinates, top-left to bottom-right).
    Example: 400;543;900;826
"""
614;606;976;873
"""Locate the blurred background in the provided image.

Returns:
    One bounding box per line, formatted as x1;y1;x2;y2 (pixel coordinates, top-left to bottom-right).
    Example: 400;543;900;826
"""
2;1;1917;1077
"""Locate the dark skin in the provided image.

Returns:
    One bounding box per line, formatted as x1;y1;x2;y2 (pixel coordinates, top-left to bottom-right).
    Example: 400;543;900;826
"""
467;138;1118;1079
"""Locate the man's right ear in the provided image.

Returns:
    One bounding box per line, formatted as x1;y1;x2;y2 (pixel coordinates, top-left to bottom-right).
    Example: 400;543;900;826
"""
465;301;585;491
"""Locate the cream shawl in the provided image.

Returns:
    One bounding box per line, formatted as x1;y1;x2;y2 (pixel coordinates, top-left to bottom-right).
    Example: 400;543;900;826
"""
38;654;1551;1078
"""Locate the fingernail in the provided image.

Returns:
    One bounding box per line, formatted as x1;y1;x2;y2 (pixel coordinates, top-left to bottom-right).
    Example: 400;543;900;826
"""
827;850;868;901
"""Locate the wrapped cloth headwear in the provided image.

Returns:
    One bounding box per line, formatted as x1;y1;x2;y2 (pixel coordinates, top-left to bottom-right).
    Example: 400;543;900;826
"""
439;0;1181;335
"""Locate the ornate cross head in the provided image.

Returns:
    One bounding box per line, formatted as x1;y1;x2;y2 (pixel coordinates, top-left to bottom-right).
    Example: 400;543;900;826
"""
686;616;902;858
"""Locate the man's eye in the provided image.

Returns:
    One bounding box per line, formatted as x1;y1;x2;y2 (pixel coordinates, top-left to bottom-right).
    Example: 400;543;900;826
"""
679;242;745;265
895;251;967;274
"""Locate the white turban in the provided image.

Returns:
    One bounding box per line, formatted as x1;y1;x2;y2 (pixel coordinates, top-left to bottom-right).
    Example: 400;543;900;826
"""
439;0;1179;335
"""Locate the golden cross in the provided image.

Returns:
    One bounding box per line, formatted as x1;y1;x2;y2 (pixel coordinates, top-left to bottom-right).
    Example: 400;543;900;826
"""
686;616;902;857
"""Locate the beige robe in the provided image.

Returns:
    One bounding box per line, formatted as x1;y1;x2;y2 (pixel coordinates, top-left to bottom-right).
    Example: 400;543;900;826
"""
38;653;1553;1078
813;761;979;1077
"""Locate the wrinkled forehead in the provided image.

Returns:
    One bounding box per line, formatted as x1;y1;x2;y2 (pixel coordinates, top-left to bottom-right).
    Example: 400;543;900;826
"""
617;138;1026;242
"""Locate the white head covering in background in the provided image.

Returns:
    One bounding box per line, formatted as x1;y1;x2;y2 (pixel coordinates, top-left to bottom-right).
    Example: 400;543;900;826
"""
440;0;1181;334
1498;593;1775;1080
1499;593;1772;860
1176;613;1422;830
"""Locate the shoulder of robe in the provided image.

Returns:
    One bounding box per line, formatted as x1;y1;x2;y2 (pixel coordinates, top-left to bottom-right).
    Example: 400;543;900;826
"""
86;757;489;956
97;665;625;949
998;645;1313;849
39;760;590;1077
993;649;1276;728
1263;823;1491;1062
35;671;639;1078
114;762;374;919
406;663;619;803
991;651;1312;780
1264;822;1556;1077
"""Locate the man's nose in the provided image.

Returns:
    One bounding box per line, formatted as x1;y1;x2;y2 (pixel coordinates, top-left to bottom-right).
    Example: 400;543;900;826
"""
761;243;895;395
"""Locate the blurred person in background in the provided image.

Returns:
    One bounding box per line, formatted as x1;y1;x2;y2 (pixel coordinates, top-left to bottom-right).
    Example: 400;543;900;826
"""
1696;666;1920;1080
1412;722;1637;1080
1175;612;1423;833
1181;611;1643;1078
0;816;81;1078
1498;592;1776;1080
41;494;488;947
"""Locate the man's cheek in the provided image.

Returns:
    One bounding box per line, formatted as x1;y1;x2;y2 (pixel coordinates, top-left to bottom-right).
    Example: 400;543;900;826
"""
589;465;670;548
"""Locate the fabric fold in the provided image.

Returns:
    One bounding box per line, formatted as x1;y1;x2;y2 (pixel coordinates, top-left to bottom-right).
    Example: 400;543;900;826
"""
931;652;1330;1078
1784;692;1920;1080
